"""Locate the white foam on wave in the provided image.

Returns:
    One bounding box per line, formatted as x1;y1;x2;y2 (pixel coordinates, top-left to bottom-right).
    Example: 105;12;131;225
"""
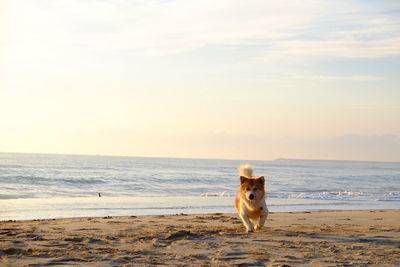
201;191;231;197
268;191;364;200
269;191;400;201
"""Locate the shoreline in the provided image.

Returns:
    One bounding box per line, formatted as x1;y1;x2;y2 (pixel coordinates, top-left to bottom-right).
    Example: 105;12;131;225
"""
3;193;400;221
1;210;400;266
2;208;400;223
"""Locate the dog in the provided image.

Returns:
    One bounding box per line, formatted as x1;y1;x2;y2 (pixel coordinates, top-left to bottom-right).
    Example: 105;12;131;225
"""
235;164;268;232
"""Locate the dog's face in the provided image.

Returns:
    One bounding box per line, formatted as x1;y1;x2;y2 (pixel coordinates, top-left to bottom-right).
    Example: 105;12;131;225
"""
239;176;265;202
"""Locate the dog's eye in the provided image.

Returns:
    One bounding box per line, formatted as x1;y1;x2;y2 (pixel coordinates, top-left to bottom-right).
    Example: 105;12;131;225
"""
246;187;250;191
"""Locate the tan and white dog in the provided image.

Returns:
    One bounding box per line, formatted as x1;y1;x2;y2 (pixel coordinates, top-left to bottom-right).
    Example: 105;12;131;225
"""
235;165;268;232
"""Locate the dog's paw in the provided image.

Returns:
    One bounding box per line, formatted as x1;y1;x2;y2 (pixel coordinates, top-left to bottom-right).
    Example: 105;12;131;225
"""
254;225;262;231
246;228;254;233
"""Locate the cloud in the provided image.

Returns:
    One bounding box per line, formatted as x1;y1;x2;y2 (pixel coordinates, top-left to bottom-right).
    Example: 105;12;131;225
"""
349;104;400;110
290;74;385;82
323;134;400;162
2;0;399;90
68;0;320;55
265;38;400;60
6;0;399;58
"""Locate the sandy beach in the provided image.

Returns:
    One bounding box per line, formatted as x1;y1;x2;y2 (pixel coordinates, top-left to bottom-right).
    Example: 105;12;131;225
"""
1;210;399;266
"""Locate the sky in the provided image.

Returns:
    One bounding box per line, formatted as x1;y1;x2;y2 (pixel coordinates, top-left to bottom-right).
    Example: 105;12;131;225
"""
1;0;400;161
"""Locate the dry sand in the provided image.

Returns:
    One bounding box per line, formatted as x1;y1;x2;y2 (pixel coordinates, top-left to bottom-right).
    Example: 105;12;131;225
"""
1;210;400;266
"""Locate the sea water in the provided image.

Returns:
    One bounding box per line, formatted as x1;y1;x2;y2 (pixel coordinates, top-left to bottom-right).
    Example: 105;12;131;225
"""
0;153;399;220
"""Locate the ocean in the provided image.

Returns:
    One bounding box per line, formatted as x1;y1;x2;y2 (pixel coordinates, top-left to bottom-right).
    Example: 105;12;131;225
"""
1;153;399;220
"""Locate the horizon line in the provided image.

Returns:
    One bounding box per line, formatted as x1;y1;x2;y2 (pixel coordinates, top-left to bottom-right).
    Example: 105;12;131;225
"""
1;151;399;164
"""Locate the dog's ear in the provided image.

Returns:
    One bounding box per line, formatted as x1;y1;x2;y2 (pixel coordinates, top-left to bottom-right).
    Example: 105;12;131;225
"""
257;176;265;184
240;176;248;184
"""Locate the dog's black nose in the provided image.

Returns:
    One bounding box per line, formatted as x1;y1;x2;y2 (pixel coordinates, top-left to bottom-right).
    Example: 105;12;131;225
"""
249;193;255;200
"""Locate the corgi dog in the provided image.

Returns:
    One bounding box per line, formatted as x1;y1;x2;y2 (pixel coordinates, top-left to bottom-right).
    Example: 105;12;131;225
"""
235;165;268;232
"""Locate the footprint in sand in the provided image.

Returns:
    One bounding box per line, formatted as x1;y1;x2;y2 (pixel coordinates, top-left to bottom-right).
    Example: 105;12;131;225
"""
87;238;108;245
1;247;24;255
64;237;85;242
166;230;197;240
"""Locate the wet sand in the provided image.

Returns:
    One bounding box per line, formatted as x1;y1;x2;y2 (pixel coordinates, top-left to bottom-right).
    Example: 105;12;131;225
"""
1;210;400;266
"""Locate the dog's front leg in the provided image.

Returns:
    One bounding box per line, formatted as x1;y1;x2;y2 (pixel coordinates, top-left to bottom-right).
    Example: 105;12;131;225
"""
239;212;254;233
255;208;268;230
